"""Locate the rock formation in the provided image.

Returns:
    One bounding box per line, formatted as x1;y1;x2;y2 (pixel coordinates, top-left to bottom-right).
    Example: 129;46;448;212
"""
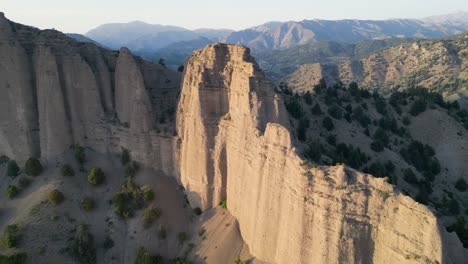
176;43;467;263
0;13;467;263
0;14;181;167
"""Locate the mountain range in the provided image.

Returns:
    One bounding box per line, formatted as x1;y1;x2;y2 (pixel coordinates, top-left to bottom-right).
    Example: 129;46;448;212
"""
76;11;468;68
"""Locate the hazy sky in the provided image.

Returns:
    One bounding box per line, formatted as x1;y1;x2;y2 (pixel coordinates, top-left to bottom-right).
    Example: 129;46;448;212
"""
2;0;467;33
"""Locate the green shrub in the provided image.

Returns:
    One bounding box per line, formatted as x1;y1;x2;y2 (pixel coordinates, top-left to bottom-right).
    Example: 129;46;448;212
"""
6;185;18;199
446;217;468;248
48;189;65;205
235;256;244;264
103;236;114;250
143;206;161;228
193;207;202;216
6;160;19;177
121;148;130;165
157;224;166;240
410;99;427;116
135;247;163;264
88;167;105;186
17;176;31;189
311;104;322;115
75;146;86;165
285;99;304;119
322;117;334;131
402;116;411;126
448;199;460;215
0;252;27;264
403;169;418;184
400;140;440;181
81;197;96;211
70;224;96;264
455;178;468;192
373;128;390;147
333;144;368;169
313;79;327;94
60;164;75;177
370;140;385;152
303;91;313;105
220;199;227;209
143;188;154;201
327;105;343;119
1;224;20;248
178;232;188;244
304;141;323;162
374;96;387;116
24;158;42;176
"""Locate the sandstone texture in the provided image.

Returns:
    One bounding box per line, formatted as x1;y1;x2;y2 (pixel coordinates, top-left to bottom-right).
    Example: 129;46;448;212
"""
176;43;467;263
0;15;181;172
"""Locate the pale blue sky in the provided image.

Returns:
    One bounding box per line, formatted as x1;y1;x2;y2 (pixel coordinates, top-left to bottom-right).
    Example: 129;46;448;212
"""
2;0;467;33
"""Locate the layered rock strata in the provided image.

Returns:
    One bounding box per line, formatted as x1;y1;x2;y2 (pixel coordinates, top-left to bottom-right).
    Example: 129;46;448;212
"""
176;43;466;263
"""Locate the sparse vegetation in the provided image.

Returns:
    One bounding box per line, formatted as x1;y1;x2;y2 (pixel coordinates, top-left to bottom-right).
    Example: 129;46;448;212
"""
142;188;154;201
304;141;323;162
80;197;96;211
400;140;440;182
1;224;20;248
24;158;42;176
60;164;75;177
446;217;468;248
103;236;114;251
6;184;18;199
409;98;427;116
157;224;166;240
285;98;304;119
220;199;227;209
75;146;86;165
322;116;334;131
88;167;105;186
178;232;188;244
455;178;468;192
135;246;163;264
143;206;161;228
0;252;27;264
17;176;31;189
6;160;19;177
193;207;202;216
70;224;96;264
48;189;65;205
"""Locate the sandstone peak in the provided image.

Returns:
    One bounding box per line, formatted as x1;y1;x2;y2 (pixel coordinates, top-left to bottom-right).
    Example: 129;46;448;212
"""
119;46;132;55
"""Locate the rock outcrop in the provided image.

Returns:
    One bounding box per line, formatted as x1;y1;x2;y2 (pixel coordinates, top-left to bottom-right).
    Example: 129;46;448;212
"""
177;44;288;209
1;12;467;263
177;43;467;263
0;14;181;167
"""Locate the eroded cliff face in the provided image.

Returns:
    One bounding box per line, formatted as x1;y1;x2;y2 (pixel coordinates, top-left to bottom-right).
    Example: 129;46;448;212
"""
176;44;288;209
177;43;466;263
0;13;181;173
1;12;467;263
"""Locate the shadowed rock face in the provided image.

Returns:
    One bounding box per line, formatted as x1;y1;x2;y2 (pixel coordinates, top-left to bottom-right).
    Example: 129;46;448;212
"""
176;43;466;263
1;13;467;264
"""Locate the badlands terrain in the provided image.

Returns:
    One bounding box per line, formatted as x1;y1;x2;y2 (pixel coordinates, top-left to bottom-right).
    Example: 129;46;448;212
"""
0;10;468;264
